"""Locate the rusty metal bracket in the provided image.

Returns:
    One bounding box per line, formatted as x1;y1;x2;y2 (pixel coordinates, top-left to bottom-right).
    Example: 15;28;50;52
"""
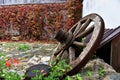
50;13;105;76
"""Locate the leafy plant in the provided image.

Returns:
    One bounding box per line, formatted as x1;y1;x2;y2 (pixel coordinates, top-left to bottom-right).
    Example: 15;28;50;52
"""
32;60;72;80
65;76;72;80
82;37;86;43
2;71;22;80
99;68;106;76
1;52;106;80
0;53;7;76
31;74;44;80
0;53;22;80
76;73;83;80
86;70;92;77
18;44;31;51
1;53;84;80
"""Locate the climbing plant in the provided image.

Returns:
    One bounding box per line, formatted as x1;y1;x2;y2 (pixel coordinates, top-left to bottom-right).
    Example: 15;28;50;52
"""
0;1;83;41
66;0;83;30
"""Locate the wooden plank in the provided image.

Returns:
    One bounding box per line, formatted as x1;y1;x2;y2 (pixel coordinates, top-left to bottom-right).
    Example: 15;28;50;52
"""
111;35;120;72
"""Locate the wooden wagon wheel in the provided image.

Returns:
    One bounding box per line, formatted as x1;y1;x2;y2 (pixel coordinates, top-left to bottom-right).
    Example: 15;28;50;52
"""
50;13;105;76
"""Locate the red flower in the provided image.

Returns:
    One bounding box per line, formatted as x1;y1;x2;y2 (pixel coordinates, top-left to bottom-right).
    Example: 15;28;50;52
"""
6;61;11;67
6;58;19;67
13;58;19;64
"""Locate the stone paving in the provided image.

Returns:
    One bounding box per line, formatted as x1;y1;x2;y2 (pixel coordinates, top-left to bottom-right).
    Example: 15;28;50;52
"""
1;42;120;80
0;42;57;76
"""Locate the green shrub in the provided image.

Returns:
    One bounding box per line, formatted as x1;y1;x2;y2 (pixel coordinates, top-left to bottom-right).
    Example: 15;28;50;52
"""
18;44;31;51
0;53;22;80
0;53;7;76
32;60;71;80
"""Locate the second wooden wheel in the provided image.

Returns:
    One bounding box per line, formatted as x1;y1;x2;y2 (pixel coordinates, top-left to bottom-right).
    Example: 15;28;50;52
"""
50;13;105;76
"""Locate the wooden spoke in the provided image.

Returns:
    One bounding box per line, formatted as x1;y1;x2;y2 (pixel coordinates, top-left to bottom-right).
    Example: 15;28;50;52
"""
69;22;78;33
61;50;68;60
73;19;91;37
53;43;62;56
73;21;81;36
69;47;75;64
78;19;91;33
54;47;63;56
73;41;86;47
57;49;65;58
76;25;94;39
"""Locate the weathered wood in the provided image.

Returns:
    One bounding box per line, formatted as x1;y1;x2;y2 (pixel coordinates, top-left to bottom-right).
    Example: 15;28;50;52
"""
73;19;91;37
73;41;86;47
69;47;75;64
50;13;104;76
111;35;120;72
54;30;73;46
54;30;67;43
73;21;81;36
57;49;65;58
53;43;62;56
61;50;68;60
76;25;94;39
78;19;91;34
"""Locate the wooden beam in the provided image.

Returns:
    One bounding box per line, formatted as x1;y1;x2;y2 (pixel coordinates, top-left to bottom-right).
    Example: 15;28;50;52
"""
111;35;120;72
